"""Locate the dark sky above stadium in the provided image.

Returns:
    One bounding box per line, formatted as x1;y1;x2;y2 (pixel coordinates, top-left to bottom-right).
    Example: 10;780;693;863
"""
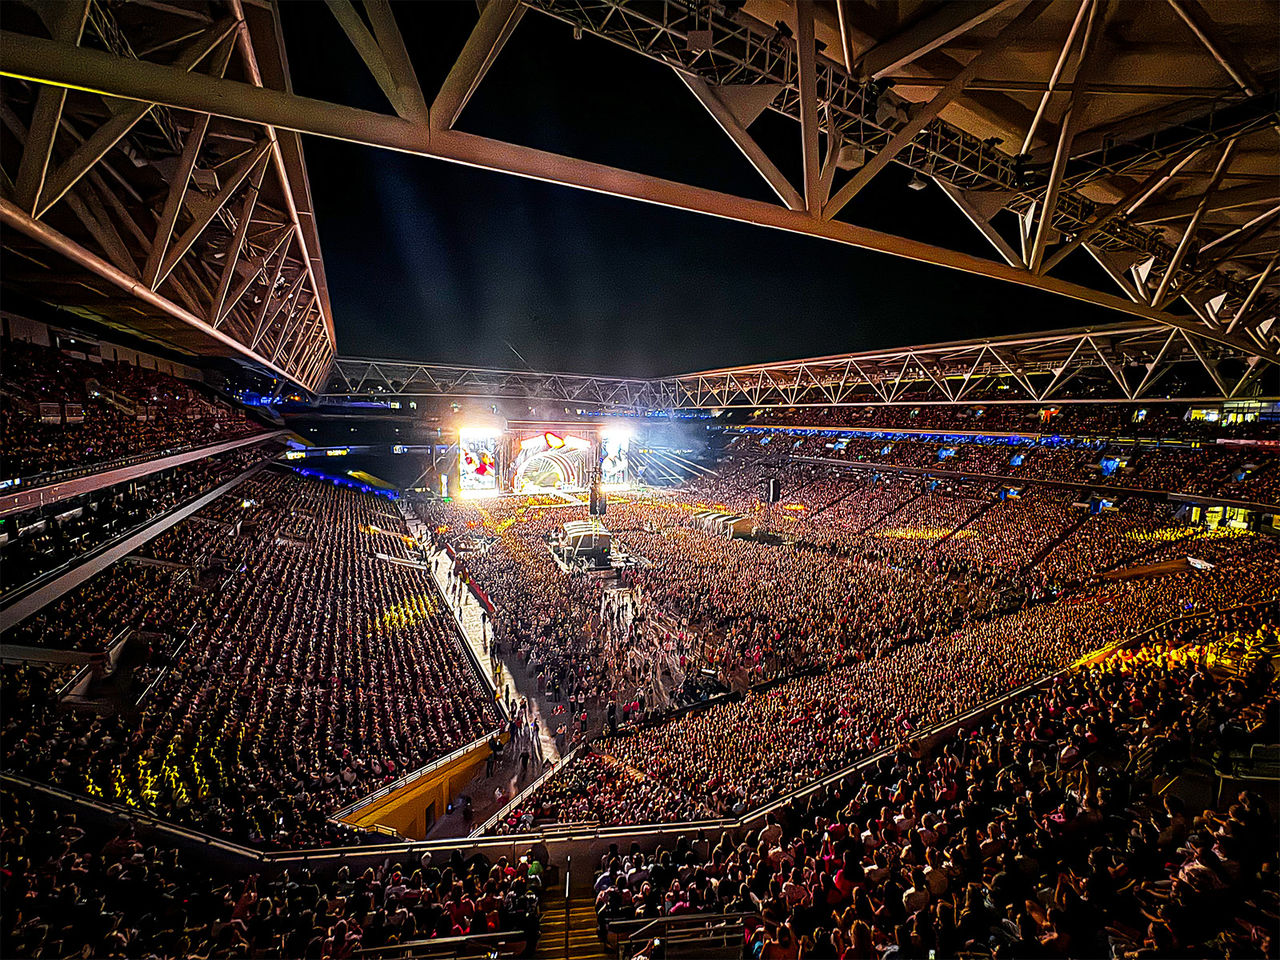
281;4;1127;378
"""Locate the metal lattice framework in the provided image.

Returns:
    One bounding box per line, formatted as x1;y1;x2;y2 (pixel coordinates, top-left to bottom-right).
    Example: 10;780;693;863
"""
527;0;1280;347
0;0;335;389
326;357;659;408
3;0;1277;376
656;321;1276;408
330;321;1278;409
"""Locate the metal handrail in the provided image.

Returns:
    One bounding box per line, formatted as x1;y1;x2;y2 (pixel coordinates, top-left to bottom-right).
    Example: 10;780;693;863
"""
1;456;276;612
355;928;523;958
329;726;502;822
13;428;266;490
0;772;268;860
564;852;572;959
475;742;583;836
430;551;510;721
609;911;755;959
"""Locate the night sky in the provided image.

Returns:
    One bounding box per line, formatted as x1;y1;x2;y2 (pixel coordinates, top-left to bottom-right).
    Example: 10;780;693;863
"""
280;4;1128;378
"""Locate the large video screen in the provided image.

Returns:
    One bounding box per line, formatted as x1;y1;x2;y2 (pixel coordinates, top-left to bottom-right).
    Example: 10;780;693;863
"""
458;428;499;491
512;431;591;492
600;433;630;484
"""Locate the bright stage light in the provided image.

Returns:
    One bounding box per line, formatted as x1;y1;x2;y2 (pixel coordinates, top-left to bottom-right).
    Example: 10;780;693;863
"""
456;487;503;500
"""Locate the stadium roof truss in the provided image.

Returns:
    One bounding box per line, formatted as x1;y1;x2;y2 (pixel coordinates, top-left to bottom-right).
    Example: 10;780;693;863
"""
3;0;1277;382
330;321;1278;409
655;321;1277;408
327;357;659;408
0;0;336;390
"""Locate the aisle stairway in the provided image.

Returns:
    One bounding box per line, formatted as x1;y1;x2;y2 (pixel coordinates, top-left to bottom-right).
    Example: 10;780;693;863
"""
536;899;610;960
933;497;996;548
1026;510;1091;571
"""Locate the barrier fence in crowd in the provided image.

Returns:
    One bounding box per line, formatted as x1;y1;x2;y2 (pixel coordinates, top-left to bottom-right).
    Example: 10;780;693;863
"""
429;545;509;721
3;598;1273;880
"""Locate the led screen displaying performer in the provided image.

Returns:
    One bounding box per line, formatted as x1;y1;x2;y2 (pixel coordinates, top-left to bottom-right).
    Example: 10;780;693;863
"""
600;432;630;484
458;428;499;491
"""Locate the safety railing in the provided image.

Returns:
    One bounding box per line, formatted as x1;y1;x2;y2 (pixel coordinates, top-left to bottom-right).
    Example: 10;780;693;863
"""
1;456;274;615
428;549;510;722
563;852;573;957
0;772;269;861
607;911;755;960
354;928;527;958
12;429;268;491
475;742;583;836
329;726;503;824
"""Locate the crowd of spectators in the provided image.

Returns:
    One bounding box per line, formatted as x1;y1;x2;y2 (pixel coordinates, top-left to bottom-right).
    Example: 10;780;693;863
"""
2;388;1276;955
0;440;282;598
488;462;1278;829
2;470;500;848
2;787;545;959
586;606;1279;959
1;337;263;483
748;400;1276;442
732;426;1279;505
510;537;1276;830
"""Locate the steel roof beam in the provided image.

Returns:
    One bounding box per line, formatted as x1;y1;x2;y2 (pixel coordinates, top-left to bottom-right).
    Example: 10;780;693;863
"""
1152;139;1238;307
1166;0;1269;99
855;0;1023;81
796;1;822;214
228;0;334;349
11;2;89;214
8;28;1269;358
675;71;803;211
934;178;1025;267
1042;146;1207;272
1134;183;1280;225
0;195;305;385
431;0;524;131
1029;0;1107;273
7;7;1276;372
823;1;1049;221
